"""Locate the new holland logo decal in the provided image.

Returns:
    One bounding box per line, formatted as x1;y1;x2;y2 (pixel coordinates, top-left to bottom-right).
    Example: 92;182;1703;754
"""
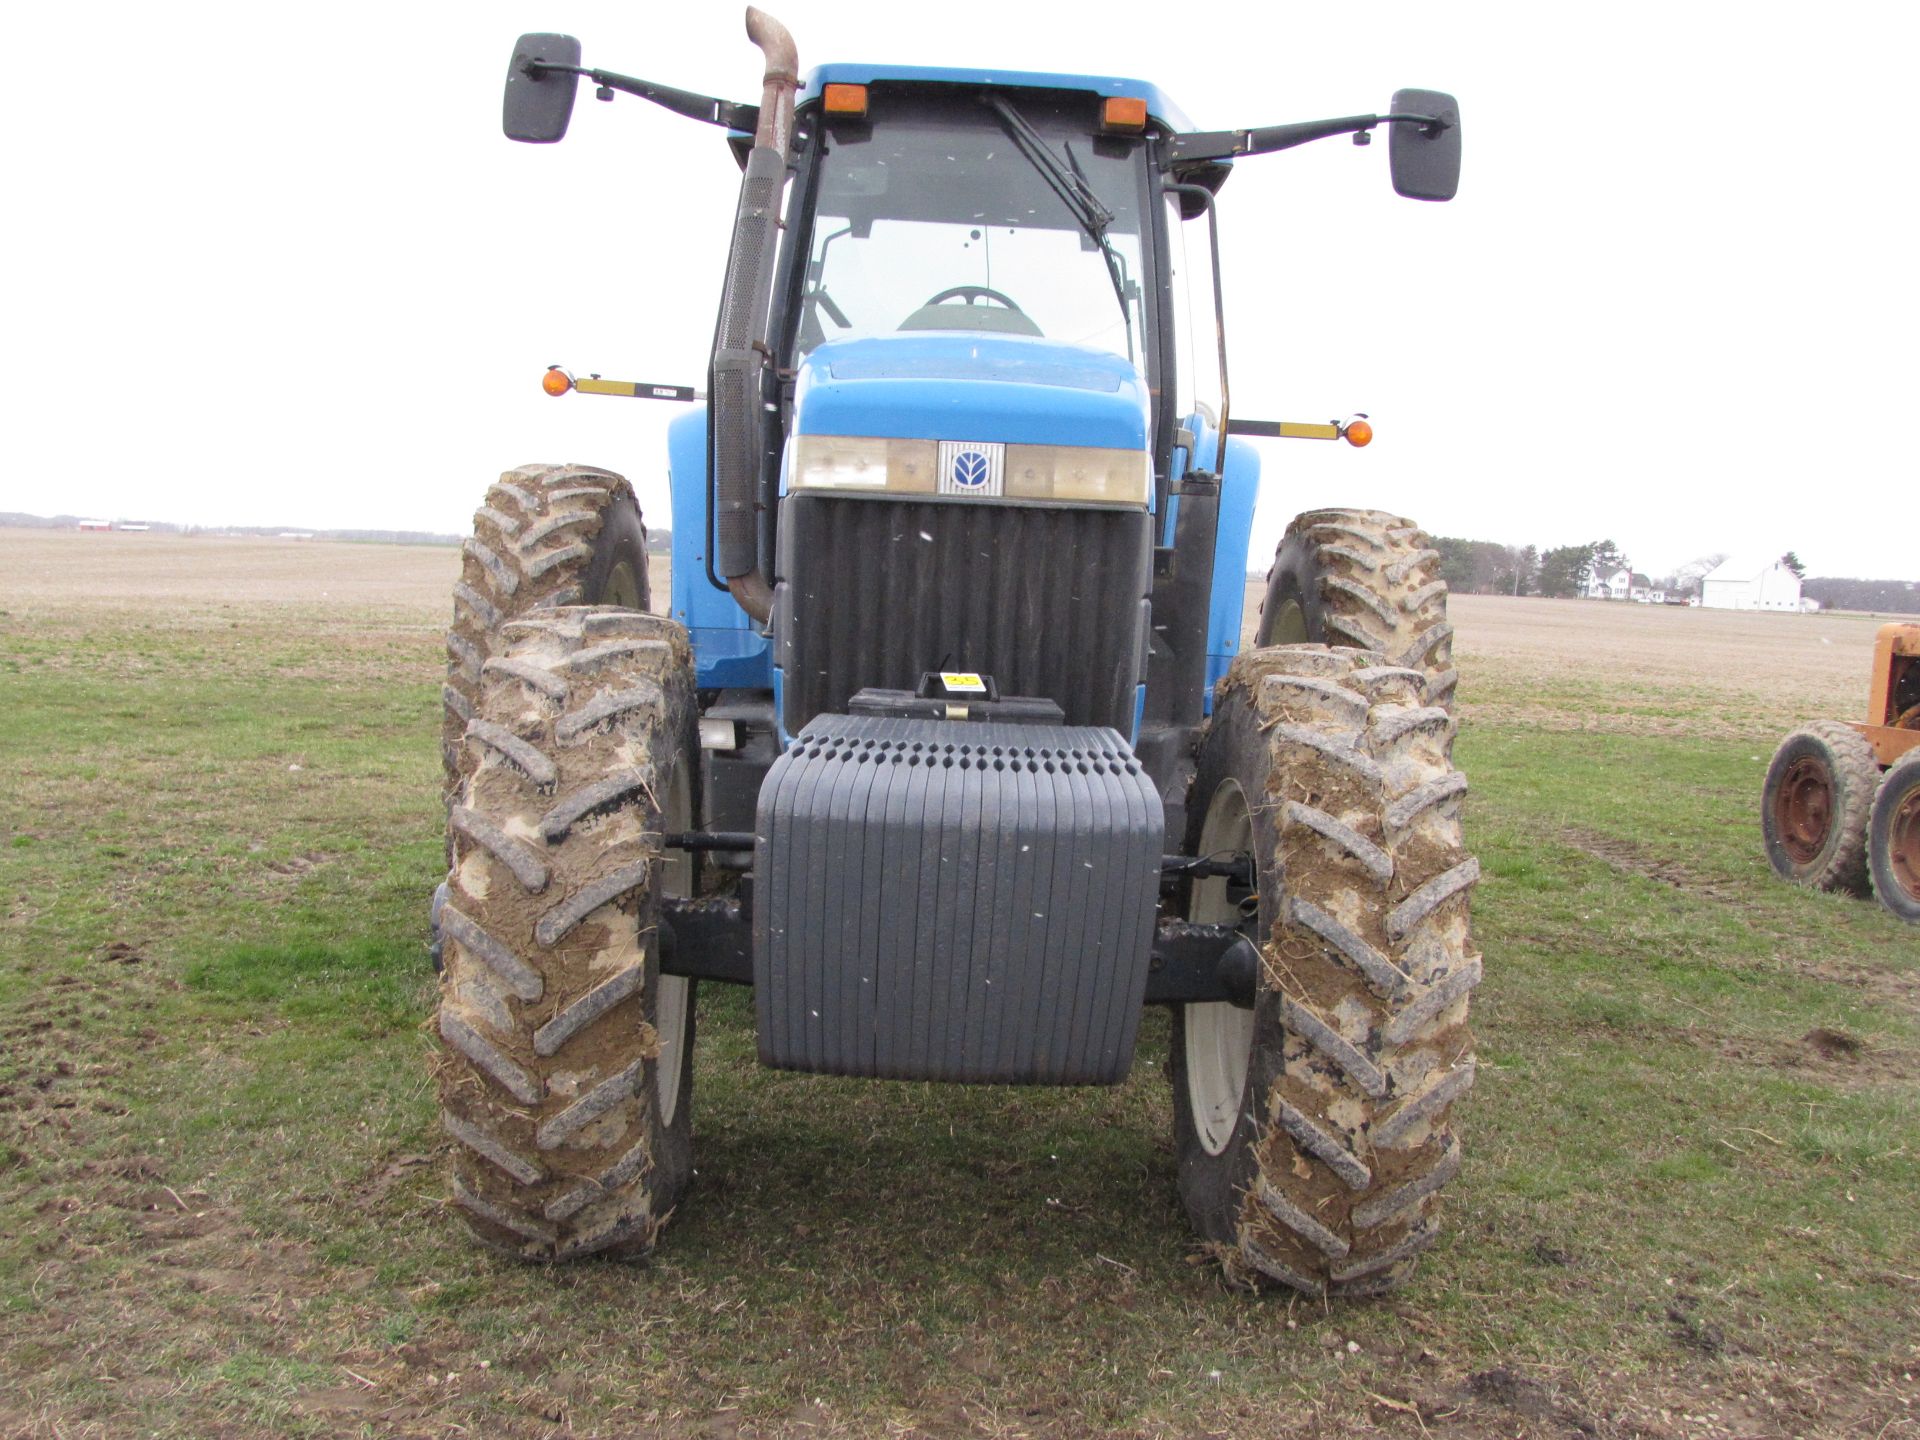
937;440;1005;497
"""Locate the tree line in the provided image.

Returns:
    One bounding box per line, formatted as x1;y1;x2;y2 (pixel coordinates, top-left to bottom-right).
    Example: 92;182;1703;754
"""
1430;538;1811;600
1432;538;1918;611
1432;537;1656;598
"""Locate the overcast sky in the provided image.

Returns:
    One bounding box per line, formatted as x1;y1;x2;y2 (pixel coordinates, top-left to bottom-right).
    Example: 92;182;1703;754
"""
5;2;1914;580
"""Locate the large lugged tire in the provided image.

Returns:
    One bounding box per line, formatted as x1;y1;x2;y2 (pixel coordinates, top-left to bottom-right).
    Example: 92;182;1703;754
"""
1761;721;1879;893
435;607;698;1260
1868;750;1920;923
443;465;652;794
1259;509;1456;707
1172;645;1478;1296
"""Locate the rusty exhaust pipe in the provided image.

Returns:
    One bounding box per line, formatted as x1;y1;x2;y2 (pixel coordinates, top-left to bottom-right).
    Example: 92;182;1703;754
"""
746;7;797;154
710;7;798;624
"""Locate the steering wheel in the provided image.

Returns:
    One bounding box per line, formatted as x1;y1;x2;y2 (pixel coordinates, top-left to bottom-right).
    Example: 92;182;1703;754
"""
921;285;1028;314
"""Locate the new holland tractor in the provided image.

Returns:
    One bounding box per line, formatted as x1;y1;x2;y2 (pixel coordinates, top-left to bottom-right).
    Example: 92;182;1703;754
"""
432;8;1474;1297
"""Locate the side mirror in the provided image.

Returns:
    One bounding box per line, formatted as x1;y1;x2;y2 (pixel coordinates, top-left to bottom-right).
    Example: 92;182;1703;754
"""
1388;89;1461;201
503;33;582;143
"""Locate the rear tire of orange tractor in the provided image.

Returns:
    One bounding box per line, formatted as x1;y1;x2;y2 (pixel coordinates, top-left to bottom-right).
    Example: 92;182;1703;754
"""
1760;722;1878;894
1867;750;1920;923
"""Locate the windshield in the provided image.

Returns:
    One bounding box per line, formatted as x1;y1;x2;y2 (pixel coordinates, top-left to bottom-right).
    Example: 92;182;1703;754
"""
792;91;1154;367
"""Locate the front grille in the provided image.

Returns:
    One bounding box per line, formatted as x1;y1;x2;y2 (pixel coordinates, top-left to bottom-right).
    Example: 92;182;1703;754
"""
774;495;1151;735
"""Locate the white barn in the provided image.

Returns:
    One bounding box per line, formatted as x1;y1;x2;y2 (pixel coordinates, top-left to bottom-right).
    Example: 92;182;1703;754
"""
1700;556;1802;611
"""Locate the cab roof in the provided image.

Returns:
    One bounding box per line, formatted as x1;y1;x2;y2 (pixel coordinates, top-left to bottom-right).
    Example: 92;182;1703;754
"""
799;63;1196;134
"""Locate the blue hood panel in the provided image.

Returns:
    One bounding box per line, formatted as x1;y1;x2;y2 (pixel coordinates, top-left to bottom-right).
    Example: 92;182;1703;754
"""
793;334;1150;450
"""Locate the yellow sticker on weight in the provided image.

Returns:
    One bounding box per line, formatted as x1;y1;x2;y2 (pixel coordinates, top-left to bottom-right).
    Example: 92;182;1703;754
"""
939;672;987;694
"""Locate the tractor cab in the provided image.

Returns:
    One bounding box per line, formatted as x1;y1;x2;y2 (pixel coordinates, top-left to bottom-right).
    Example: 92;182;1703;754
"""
768;72;1180;744
788;78;1157;364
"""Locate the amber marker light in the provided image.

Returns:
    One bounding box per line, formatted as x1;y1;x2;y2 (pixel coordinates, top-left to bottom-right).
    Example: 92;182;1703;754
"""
823;83;868;117
1342;418;1373;447
1101;96;1148;133
542;366;573;397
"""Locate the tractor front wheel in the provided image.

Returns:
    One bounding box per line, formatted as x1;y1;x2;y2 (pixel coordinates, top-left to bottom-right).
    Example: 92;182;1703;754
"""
1171;645;1479;1296
435;607;698;1259
1760;722;1878;893
1868;750;1920;923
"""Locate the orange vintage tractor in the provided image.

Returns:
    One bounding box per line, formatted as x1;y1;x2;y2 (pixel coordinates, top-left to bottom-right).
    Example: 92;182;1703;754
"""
1761;623;1920;922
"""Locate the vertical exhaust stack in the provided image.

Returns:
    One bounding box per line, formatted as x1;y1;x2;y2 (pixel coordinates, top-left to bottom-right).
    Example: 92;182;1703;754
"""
711;6;797;623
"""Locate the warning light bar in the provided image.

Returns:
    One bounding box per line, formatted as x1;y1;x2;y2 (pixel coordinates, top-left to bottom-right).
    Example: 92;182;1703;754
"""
541;367;699;402
1227;413;1374;445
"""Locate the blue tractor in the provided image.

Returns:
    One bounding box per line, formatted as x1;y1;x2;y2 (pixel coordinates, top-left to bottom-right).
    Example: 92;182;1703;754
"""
434;8;1475;1297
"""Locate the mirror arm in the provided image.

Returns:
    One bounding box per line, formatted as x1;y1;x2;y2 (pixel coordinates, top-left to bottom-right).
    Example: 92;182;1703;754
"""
525;60;759;133
1166;110;1450;164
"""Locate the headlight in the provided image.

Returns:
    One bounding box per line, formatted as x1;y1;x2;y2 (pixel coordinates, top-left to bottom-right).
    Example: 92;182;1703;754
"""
1002;444;1151;506
788;435;938;493
790;435;1149;507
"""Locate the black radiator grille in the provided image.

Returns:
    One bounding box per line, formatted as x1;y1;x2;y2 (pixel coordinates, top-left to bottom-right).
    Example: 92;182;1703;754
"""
775;496;1150;735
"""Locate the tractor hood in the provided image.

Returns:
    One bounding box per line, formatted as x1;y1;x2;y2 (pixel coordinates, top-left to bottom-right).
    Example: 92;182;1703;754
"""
791;334;1150;451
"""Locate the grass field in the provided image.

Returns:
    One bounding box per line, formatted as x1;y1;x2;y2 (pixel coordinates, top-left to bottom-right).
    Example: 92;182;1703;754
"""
1;527;1915;1439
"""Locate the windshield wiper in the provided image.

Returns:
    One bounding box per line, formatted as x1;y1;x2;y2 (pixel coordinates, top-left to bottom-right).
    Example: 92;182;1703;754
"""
984;96;1134;357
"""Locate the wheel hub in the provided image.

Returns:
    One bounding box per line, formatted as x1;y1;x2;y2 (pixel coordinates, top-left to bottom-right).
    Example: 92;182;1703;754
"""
602;558;643;611
1184;778;1256;1157
1776;755;1835;865
656;760;693;1127
1890;780;1920;902
1268;597;1308;645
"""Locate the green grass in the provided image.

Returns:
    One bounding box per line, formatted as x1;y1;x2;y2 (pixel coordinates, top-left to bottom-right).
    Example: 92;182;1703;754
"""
0;592;1915;1437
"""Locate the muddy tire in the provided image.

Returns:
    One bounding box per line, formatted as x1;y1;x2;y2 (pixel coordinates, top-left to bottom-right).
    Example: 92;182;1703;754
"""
1868;750;1920;923
435;607;698;1260
443;465;651;795
1761;722;1878;893
1171;644;1478;1296
1258;509;1455;707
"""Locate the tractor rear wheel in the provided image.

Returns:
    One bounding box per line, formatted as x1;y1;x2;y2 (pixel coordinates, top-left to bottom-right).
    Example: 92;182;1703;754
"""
435;607;698;1260
1259;509;1455;707
1171;645;1478;1296
443;465;651;796
1760;722;1878;893
1868;750;1920;923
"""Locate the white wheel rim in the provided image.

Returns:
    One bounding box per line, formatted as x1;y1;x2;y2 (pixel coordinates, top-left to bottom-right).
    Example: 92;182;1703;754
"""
1184;777;1256;1157
655;761;693;1129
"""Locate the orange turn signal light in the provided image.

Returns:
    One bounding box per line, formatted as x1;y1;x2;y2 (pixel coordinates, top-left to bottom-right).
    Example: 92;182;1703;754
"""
1101;96;1148;133
1342;418;1373;448
823;83;868;117
542;366;573;397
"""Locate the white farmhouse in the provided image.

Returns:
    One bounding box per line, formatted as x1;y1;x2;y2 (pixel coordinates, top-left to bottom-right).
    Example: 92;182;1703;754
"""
1700;556;1802;611
1586;566;1633;600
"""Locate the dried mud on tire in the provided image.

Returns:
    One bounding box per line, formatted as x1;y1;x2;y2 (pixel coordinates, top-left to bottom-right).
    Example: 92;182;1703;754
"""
1178;645;1479;1296
1259;508;1457;707
443;464;649;797
435;606;696;1260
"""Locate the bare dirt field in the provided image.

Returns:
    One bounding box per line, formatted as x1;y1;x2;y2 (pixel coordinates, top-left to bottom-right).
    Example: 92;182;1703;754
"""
1;528;464;621
4;528;1890;739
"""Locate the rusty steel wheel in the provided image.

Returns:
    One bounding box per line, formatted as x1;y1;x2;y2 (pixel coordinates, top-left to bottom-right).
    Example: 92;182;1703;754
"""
1760;722;1878;893
1774;756;1837;867
1868;751;1920;923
